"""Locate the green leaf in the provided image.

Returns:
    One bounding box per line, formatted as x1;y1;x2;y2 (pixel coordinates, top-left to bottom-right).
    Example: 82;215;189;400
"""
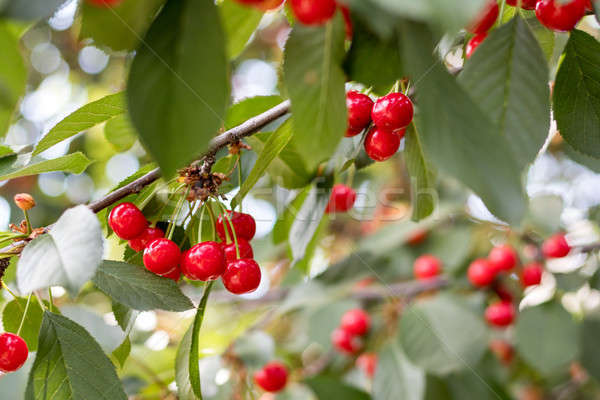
225;95;284;130
554;29;600;158
563;143;600;173
18;206;103;296
80;0;166;52
580;317;600;382
515;300;579;375
2;296;45;351
26;312;127;400
104;113;137;152
112;336;131;368
92;260;193;312
220;0;262;59
373;342;425;400
404;123;436;221
399;293;489;375
189;282;214;398
112;301;138;332
401;21;526;224
0;21;26;137
33;93;125;156
1;0;64;20
0;152;92;181
175;325;195;400
459;16;550;168
283;13;347;171
127;0;229;177
232;120;294;208
305;376;370;400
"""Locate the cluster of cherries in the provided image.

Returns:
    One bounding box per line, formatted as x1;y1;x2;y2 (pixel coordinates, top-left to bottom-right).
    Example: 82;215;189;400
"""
412;232;572;328
346;90;414;162
330;309;378;378
108;202;262;295
467;0;592;58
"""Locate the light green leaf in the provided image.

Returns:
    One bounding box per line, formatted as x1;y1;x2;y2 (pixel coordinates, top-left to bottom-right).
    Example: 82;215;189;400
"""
104;113;137;152
2;296;45;351
188;282;213;399
26;312;127;400
80;0;166;52
225;95;284;130
459;16;550;168
175;325;195;400
0;21;26;137
554;29;600;158
112;337;131;368
232;120;294;208
92;260;193;312
404;123;436;221
18;205;103;296
127;0;229;177
283;13;347;171
220;0;262;59
374;343;425;400
0;152;91;181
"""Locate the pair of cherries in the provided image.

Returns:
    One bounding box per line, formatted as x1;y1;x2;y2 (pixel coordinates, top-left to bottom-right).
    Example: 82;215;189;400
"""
331;308;370;354
254;361;288;393
346;90;415;162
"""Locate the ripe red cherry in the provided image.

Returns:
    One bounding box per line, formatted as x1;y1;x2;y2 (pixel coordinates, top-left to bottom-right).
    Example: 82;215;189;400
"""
521;262;543;287
485;301;516;327
222;259;261;294
222;239;254;263
325;184;357;214
290;0;336;25
109;202;148;240
488;245;518;273
86;0;122;7
364;128;401;162
129;227;164;252
466;33;487;59
356;353;377;378
507;0;537;9
143;238;181;275
406;229;428;246
181;241;226;281
254;362;288;393
413;254;442;281
535;0;587;31
331;328;362;354
0;333;28;373
346;91;373;137
161;266;181;282
340;309;370;336
468;0;499;34
216;211;256;242
542;233;571;258
371;93;414;132
467;258;496;287
341;6;353;39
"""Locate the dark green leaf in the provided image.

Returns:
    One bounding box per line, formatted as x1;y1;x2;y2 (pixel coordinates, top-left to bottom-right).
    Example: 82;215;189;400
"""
283;13;347;171
554;30;600;158
2;296;45;351
373;342;425;400
80;0;165;52
459;16;550;169
112;301;138;332
220;0;262;59
581;317;600;382
515;300;579;375
0;21;26;137
404;123;436;221
26;312;127;400
104;113;137;152
33;93;125;156
127;0;229;177
305;376;370;400
563;143;600;173
92;260;193;312
399;293;489;375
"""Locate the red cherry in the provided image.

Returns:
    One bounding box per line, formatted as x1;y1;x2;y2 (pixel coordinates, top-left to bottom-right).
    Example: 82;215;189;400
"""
535;0;587;31
216;211;256;242
181;241;226;281
485;301;515;327
506;0;537;9
143;238;181;275
256;0;285;11
346;91;373;137
521;262;543;287
341;6;353;39
222;239;254;263
364;128;401;162
290;0;336;25
466;33;487;59
0;333;28;373
222;259;262;294
161;266;181;282
413;254;442;281
86;0;122;7
254;361;288;393
494;284;514;302
325;184;357;214
371;93;414;132
467;258;496;287
542;233;571;258
356;353;378;378
340;309;370;336
488;245;518;273
128;227;164;252
109;202;148;240
468;0;499;34
406;229;428;246
331;328;362;354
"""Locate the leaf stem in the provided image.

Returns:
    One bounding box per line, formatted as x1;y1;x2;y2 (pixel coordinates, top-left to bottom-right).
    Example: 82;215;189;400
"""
1;281;17;299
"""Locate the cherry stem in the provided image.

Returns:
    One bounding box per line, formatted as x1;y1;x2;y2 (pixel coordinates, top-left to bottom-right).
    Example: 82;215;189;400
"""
1;281;17;299
205;202;218;242
23;210;32;235
216;201;240;259
16;293;32;336
166;186;190;241
237;154;243;213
